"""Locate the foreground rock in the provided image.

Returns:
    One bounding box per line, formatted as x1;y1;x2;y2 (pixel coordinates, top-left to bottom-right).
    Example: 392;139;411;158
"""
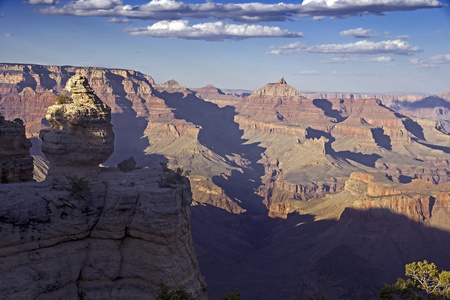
0;114;33;182
0;168;207;299
0;75;206;299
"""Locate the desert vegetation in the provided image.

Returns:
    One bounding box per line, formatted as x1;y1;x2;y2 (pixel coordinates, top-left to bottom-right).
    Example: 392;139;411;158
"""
380;261;450;299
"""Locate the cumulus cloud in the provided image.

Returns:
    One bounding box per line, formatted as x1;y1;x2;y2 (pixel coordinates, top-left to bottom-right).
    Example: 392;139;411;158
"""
339;28;379;38
24;0;60;4
124;20;303;40
367;56;394;62
410;54;450;67
35;0;442;23
267;39;422;55
106;17;132;23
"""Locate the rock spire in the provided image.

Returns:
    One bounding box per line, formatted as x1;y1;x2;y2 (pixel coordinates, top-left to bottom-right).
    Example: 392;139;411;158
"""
39;75;114;174
250;77;299;97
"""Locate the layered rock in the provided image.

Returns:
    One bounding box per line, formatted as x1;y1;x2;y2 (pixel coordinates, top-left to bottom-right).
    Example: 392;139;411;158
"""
39;75;114;174
0;115;33;182
193;84;242;108
0;74;207;299
0;168;207;299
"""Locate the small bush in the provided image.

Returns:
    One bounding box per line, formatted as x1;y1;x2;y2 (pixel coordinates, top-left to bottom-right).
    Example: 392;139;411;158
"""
156;283;193;300
66;176;90;199
54;94;69;104
221;289;242;300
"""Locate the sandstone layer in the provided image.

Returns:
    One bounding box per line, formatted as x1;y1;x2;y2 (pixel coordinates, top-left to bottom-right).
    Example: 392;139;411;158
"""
192;84;242;108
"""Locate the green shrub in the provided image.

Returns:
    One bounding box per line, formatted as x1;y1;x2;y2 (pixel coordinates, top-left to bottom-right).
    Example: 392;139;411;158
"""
156;283;193;300
66;176;90;199
380;260;450;299
54;94;69;104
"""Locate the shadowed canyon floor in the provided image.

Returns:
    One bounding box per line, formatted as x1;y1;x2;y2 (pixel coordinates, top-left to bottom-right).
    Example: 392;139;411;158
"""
1;64;450;299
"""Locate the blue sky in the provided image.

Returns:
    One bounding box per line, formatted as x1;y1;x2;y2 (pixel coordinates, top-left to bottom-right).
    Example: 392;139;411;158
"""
0;0;449;94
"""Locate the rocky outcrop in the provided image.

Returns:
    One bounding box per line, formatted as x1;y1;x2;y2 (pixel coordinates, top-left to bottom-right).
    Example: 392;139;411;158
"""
192;84;242;108
0;115;33;182
0;168;207;299
0;74;207;299
250;77;300;98
0;64;157;137
39;75;114;175
340;172;450;225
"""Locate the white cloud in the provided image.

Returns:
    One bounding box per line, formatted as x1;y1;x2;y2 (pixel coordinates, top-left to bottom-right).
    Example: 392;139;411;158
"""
2;33;11;37
339;28;379;38
24;0;60;4
124;20;303;40
268;39;422;55
35;0;443;23
106;17;132;23
395;35;410;39
410;54;450;67
367;56;394;62
299;0;442;19
267;42;305;55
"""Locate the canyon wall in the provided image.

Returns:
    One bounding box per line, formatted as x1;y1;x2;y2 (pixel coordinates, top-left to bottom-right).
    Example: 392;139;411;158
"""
2;64;450;299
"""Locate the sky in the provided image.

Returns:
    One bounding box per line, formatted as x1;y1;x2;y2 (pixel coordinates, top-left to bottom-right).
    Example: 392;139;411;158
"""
0;0;449;94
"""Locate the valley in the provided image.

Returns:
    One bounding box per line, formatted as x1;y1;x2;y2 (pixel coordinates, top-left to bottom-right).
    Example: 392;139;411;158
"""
1;63;449;299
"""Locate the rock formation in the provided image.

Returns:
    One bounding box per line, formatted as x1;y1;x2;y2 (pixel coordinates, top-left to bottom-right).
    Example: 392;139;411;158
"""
0;114;33;182
0;169;207;299
39;75;114;175
192;84;242;108
0;75;207;299
2;64;450;299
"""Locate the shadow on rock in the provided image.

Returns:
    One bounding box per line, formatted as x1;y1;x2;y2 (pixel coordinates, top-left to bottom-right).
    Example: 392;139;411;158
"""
157;91;268;215
191;205;450;300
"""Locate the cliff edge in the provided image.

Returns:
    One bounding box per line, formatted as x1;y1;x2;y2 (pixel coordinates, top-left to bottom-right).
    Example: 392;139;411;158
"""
0;75;207;299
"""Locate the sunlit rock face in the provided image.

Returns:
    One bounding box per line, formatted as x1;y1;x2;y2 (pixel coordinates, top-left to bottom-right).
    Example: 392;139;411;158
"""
39;75;114;174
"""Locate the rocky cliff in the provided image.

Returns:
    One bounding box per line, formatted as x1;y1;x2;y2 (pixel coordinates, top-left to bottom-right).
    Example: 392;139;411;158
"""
301;91;450;133
0;114;33;182
192;84;242;108
0;75;207;299
2;64;450;299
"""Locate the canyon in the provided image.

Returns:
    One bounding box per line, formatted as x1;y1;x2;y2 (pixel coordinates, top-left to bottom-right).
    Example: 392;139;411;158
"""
1;63;449;299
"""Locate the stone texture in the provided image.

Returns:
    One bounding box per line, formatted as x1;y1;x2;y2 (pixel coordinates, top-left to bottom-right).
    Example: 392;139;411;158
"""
117;156;137;172
39;75;114;174
0;168;207;299
0;115;33;182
